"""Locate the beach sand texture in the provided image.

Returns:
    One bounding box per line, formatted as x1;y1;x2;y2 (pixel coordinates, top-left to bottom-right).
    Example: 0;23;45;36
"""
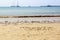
0;23;60;40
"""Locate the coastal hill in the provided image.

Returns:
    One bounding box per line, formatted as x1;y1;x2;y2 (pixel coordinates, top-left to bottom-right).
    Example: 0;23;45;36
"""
40;5;60;7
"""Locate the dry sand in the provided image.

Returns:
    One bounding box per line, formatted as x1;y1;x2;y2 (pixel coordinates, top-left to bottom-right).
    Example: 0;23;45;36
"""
0;23;60;40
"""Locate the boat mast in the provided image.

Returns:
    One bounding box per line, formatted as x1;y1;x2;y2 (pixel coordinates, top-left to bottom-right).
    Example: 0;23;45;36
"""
11;0;20;7
16;0;19;7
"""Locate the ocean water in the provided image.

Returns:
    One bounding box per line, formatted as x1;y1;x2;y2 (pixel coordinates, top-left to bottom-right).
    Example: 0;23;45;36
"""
0;7;60;16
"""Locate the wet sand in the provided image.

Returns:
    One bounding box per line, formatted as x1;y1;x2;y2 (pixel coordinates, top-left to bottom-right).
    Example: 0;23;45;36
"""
0;23;60;40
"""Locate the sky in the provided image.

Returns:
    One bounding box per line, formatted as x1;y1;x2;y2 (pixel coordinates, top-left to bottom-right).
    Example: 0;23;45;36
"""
0;0;60;6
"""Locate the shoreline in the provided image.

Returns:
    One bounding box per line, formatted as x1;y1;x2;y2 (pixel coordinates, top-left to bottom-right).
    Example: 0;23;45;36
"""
0;17;60;24
0;15;60;18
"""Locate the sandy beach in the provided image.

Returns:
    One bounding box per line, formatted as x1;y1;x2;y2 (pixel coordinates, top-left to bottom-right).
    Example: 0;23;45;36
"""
0;17;60;40
0;0;60;40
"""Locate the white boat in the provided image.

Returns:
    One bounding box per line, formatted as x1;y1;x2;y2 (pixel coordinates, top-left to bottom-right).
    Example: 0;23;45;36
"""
11;0;20;7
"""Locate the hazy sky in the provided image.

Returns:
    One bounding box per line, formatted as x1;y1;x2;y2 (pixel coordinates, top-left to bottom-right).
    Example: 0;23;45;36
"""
0;0;60;6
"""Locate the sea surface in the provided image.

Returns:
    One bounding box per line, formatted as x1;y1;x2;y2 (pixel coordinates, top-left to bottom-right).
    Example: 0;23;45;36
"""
0;7;60;16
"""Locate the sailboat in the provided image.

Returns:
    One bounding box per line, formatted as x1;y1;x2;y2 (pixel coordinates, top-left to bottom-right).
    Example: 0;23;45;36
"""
11;0;20;7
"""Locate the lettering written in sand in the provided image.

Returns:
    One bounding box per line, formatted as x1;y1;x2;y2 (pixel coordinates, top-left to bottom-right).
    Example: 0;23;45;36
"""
20;27;54;31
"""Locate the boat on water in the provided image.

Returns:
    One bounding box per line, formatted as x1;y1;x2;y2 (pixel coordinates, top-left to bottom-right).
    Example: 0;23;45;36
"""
11;0;20;7
11;5;20;7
